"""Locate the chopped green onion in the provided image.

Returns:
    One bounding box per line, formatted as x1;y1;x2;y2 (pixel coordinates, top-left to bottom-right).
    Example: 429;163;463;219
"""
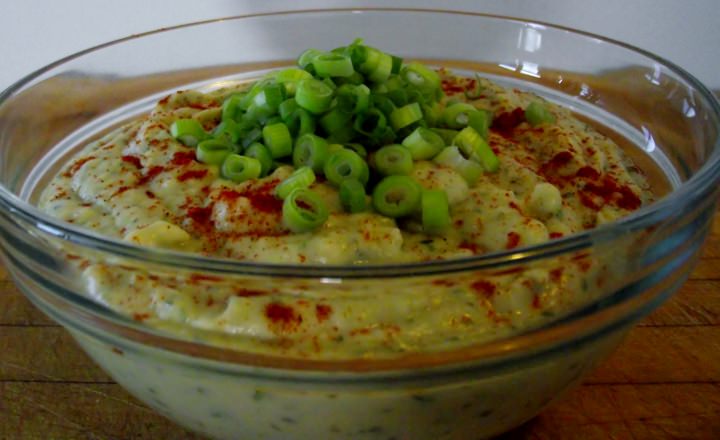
244;142;273;176
387;88;409;107
296;79;334;114
320;108;353;135
170;119;208;147
372;175;422;217
525;101;556;126
221;154;262;183
433;146;484;185
324;149;369;186
353;108;388;139
384;75;405;92
240;126;263;149
453;126;499;172
197;139;233;166
262;122;292;158
372;94;396;117
278;98;299;120
467;110;490;139
326;124;355;144
464;75;484;99
402;127;445;160
252;83;285;115
442;103;478;129
391;55;404;75
327;143;345;154
390;102;423;131
335;84;370;114
293;134;329;172
274;68;312;96
359;46;393;83
312;53;355;77
333;71;365;86
401;62;441;95
298;48;324;70
240;78;275;112
282;188;329;233
421;190;451;233
430;128;459;145
275;166;316;199
342;143;367;159
373;144;413;176
212;120;242;145
344;39;368;68
244;102;273;122
422;102;443;127
221;94;245;122
285;108;316;137
339;178;367;213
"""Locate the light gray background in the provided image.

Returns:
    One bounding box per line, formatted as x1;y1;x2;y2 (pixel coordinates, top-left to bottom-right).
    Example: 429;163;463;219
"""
2;0;718;90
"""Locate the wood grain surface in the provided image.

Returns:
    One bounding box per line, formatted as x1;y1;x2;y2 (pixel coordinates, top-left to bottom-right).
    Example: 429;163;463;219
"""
0;215;716;439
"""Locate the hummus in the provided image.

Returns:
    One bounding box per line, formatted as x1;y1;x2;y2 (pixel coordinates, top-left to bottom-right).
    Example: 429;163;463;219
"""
38;67;653;359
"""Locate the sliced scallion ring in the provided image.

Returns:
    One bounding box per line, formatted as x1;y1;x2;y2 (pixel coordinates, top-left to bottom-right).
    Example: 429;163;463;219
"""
372;175;422;217
421;189;451;234
275;166;316;199
221;154;262;183
282;188;329;233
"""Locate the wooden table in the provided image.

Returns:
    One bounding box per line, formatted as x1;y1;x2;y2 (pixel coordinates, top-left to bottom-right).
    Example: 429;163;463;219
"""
1;212;717;439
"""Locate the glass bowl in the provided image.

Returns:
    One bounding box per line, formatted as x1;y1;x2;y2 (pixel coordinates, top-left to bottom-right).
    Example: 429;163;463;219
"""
0;9;718;440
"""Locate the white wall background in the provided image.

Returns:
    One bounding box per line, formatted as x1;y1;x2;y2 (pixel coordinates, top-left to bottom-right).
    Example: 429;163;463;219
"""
2;0;718;90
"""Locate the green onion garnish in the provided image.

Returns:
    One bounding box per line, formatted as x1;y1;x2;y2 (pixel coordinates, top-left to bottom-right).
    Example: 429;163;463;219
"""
353;108;388;139
401;62;441;95
339;178;367;213
262;122;293;158
240;126;263;149
312;53;355;78
335;84;370;114
170;119;209;147
324;149;369;186
373;144;413;176
295;78;334;114
221;94;245;122
433;146;484;185
453;126;499;172
252;83;286;115
273;68;313;96
244;142;274;177
320;108;353;135
442;103;477;130
297;48;324;70
275;166;316;199
372;175;422;217
390;102;423;131
359;46;393;83
525;101;556;126
402;127;445;160
421;189;451;234
212;120;242;146
285;108;316;138
430;128;459;145
282;188;329;233
196;139;234;166
293;134;329;172
221;154;262;183
167;40;508;236
467;110;491;139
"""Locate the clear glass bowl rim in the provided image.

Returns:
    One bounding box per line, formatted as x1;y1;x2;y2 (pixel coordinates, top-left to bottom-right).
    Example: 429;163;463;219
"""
1;8;719;374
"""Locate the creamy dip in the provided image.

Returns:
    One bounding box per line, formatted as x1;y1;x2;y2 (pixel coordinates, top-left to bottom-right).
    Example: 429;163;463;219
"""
38;68;652;359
